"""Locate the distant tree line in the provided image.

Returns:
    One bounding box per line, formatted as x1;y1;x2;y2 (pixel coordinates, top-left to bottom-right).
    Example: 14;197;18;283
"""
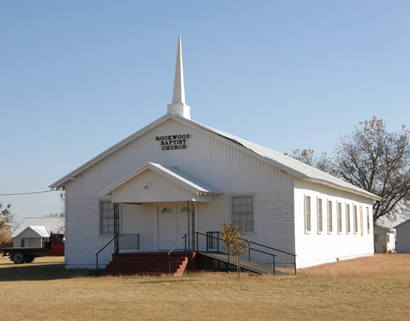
287;117;409;224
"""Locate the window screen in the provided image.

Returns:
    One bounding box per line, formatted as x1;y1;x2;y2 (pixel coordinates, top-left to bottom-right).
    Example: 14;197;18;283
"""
317;198;323;233
337;202;342;233
232;196;254;231
353;205;358;233
304;195;311;233
346;204;351;234
328;200;333;233
367;207;370;234
100;201;114;234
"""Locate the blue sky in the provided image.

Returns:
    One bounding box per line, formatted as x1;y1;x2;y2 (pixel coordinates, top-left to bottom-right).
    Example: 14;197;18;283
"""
1;1;409;222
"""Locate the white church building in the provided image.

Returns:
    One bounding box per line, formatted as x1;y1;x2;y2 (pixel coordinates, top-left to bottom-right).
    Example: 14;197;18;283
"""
51;37;379;273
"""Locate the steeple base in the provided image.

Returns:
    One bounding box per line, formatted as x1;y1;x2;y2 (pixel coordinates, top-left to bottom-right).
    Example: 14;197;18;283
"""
167;103;191;119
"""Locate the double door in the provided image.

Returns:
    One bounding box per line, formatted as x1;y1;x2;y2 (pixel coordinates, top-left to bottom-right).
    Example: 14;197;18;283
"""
157;204;188;250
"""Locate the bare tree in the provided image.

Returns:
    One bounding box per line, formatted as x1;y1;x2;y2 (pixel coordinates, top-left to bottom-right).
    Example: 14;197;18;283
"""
335;117;409;223
288;117;409;224
287;149;336;174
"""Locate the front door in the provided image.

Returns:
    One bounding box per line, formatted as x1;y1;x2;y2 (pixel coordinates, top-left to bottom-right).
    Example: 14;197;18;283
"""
157;204;188;250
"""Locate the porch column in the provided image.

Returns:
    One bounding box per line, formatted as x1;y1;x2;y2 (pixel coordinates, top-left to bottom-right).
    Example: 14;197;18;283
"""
113;202;120;254
191;201;195;251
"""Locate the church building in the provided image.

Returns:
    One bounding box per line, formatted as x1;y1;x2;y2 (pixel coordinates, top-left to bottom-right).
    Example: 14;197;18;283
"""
51;37;378;273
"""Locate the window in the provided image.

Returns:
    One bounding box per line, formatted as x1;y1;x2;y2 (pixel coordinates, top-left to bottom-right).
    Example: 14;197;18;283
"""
100;201;114;234
317;198;323;234
161;207;173;214
327;200;333;233
346;204;351;234
360;206;364;236
232;196;254;231
304;195;311;233
21;239;25;248
337;202;342;234
353;205;358;234
386;234;390;242
367;207;370;234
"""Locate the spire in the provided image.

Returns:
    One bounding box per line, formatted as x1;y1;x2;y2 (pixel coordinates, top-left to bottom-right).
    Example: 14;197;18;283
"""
167;35;191;119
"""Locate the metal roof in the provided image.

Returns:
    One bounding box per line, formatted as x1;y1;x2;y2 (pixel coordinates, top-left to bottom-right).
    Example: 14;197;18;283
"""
50;113;379;200
12;217;64;238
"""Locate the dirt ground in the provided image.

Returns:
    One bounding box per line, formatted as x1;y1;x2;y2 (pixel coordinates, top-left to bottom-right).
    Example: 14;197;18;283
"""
0;254;409;321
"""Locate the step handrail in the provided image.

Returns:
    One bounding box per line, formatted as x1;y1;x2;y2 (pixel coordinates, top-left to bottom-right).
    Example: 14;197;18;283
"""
95;235;118;273
168;233;187;275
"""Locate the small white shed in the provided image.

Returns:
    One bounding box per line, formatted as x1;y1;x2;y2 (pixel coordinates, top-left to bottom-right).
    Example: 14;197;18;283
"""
395;219;410;253
374;225;395;253
12;217;64;248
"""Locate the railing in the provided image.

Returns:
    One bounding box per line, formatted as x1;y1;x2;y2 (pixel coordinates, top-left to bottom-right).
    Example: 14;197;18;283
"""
95;233;140;272
168;233;187;275
96;235;118;272
195;231;297;275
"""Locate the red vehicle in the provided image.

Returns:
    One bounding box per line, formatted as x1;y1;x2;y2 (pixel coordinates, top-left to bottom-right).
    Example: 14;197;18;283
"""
2;232;65;264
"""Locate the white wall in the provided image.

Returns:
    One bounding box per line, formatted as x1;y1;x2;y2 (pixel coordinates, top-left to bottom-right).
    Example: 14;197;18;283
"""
294;180;374;268
13;237;42;248
64;117;294;269
396;221;410;253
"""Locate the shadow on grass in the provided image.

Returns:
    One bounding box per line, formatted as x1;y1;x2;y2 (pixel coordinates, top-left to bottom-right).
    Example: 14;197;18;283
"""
0;262;95;281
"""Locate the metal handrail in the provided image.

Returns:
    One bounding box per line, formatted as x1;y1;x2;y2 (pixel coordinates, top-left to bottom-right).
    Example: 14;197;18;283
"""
195;231;296;275
95;233;140;273
241;238;296;257
95;235;118;272
249;247;276;276
168;233;187;275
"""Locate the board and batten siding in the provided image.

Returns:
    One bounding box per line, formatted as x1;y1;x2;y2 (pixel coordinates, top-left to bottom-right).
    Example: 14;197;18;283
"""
64;118;295;269
294;179;374;268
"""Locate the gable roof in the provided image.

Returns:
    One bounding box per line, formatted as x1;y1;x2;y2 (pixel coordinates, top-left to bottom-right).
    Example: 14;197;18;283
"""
12;217;64;238
15;225;50;238
99;162;218;197
50;113;379;200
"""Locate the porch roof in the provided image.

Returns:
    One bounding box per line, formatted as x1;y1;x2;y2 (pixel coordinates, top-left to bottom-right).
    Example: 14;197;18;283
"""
99;162;218;202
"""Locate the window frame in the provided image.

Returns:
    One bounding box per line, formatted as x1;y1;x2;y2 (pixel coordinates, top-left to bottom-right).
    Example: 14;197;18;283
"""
231;195;255;232
327;200;333;234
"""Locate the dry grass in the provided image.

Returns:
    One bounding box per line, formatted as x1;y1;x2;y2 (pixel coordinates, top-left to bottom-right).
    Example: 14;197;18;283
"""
0;254;409;321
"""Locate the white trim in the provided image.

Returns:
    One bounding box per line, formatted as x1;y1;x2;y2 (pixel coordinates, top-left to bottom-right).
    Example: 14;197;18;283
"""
99;162;218;197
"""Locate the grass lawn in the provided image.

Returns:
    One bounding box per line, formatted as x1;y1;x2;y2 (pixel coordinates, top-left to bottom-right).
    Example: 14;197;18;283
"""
0;254;409;321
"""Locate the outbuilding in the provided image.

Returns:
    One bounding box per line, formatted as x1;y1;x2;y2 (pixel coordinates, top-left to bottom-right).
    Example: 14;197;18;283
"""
12;217;65;248
395;219;410;253
51;37;379;272
374;225;395;253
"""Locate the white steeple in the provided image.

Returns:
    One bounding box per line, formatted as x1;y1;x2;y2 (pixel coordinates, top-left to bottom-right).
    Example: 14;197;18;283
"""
167;35;191;119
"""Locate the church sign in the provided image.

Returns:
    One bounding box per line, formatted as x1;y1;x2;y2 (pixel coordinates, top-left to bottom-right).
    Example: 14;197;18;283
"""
155;134;191;151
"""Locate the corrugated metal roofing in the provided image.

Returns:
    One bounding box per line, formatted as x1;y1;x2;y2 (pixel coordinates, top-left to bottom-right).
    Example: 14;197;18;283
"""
12;217;65;238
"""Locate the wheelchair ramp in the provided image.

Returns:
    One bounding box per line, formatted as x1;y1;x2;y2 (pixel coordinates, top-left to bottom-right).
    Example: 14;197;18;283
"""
199;252;289;276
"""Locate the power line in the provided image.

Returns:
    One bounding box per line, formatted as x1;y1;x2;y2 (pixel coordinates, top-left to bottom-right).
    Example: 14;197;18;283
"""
0;190;58;196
